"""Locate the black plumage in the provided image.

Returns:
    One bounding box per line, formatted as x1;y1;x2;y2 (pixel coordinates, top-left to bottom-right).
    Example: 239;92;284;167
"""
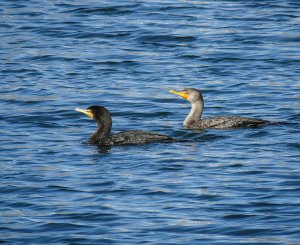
76;106;174;146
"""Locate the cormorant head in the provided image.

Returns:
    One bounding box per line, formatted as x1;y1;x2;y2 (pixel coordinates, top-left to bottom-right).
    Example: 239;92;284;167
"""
75;106;112;125
169;88;203;104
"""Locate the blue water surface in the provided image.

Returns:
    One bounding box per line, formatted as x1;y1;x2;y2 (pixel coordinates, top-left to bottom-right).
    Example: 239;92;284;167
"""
1;0;300;244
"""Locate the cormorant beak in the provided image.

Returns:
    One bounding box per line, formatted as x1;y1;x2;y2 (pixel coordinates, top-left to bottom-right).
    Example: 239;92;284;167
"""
169;90;189;100
75;108;94;119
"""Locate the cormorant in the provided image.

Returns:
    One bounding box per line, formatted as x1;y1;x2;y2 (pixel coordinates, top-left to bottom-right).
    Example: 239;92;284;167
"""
169;88;270;129
75;106;175;146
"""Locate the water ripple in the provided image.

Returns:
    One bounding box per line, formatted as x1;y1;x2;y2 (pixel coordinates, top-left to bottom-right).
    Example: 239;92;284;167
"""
1;0;300;244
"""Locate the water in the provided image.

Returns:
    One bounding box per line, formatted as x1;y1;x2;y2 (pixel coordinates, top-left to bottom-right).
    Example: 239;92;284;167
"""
1;0;300;244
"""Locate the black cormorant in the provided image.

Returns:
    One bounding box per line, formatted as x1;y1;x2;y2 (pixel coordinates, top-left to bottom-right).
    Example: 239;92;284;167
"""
75;106;175;146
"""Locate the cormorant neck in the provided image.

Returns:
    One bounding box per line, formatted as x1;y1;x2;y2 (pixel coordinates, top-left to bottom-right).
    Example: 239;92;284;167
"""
184;100;204;127
88;120;112;144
